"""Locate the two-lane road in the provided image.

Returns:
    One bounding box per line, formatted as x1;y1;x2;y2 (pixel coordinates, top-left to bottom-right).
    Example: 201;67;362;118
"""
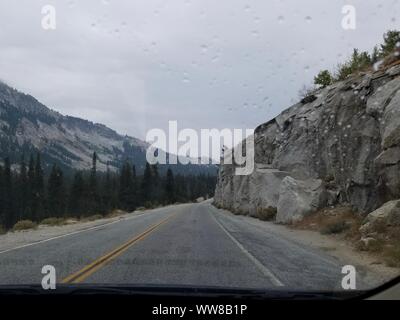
0;203;358;290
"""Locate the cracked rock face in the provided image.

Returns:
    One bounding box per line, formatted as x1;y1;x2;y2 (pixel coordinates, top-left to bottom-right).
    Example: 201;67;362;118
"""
276;177;327;224
214;65;400;223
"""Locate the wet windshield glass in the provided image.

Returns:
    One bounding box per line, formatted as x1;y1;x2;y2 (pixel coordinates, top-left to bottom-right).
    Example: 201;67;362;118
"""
0;0;399;293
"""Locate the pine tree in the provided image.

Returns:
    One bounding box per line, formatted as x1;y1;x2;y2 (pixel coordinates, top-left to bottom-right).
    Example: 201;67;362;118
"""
47;164;65;218
175;174;188;202
27;154;35;221
33;153;45;221
119;161;136;211
101;164;113;213
381;30;400;57
371;46;381;64
165;168;175;204
88;152;99;214
141;163;153;204
18;156;29;221
131;164;137;208
68;171;86;217
110;170;120;209
314;70;332;88
0;164;4;226
3;157;14;228
151;164;161;204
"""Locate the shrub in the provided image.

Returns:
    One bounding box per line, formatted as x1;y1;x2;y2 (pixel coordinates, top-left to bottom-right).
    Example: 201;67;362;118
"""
106;209;125;218
144;201;155;209
256;206;277;221
0;225;6;235
335;49;372;80
12;220;37;231
298;85;316;103
364;238;385;253
314;70;333;88
320;220;350;235
380;30;400;57
81;214;104;222
384;242;400;268
40;217;66;226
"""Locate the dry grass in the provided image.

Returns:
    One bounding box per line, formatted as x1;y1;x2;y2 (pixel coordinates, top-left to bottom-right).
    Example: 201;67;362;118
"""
256;206;277;221
291;206;362;239
12;220;37;231
362;222;400;268
40;217;66;226
106;209;126;218
291;205;400;268
384;241;400;268
381;50;400;69
320;220;350;235
80;214;104;222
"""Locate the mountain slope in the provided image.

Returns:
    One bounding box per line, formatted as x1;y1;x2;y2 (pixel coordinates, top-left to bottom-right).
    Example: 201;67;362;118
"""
0;81;216;175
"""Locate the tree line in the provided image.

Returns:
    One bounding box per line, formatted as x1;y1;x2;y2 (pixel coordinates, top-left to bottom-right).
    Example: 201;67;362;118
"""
0;152;216;230
313;30;400;88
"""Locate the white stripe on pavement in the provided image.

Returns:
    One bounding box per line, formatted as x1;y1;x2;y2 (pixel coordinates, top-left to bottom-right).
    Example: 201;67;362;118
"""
211;212;285;287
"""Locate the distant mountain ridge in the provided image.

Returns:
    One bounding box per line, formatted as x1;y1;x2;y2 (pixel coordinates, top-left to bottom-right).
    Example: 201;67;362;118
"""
0;81;216;175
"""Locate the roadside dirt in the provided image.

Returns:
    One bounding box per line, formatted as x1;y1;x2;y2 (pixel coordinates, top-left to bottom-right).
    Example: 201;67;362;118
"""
220;209;400;289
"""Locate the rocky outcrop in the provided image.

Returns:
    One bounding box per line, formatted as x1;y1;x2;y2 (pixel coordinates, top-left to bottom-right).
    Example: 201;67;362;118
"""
276;177;326;223
214;63;400;222
363;200;400;227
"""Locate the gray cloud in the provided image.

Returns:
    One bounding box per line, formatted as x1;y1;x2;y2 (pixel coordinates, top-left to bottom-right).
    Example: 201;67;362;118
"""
0;0;399;141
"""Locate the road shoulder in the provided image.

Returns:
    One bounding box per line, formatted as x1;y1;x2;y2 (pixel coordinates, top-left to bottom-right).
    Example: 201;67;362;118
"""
207;203;400;288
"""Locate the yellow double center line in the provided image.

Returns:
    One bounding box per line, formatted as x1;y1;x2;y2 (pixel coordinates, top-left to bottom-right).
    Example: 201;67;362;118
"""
61;213;177;284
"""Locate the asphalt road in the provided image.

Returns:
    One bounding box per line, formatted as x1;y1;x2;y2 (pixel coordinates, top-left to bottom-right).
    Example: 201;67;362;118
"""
0;202;354;290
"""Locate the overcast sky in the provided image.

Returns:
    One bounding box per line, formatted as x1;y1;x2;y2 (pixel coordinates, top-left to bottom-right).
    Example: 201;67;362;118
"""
0;0;399;142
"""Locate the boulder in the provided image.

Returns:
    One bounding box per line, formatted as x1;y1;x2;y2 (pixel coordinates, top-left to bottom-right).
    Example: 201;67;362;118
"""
358;237;378;250
248;168;290;216
364;199;400;226
276;177;327;224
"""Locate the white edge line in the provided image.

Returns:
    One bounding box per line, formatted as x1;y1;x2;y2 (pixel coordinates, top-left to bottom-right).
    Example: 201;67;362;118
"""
0;210;157;255
210;211;285;287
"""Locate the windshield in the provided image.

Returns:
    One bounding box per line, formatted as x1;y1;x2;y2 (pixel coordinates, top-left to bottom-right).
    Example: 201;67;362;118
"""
0;0;400;297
